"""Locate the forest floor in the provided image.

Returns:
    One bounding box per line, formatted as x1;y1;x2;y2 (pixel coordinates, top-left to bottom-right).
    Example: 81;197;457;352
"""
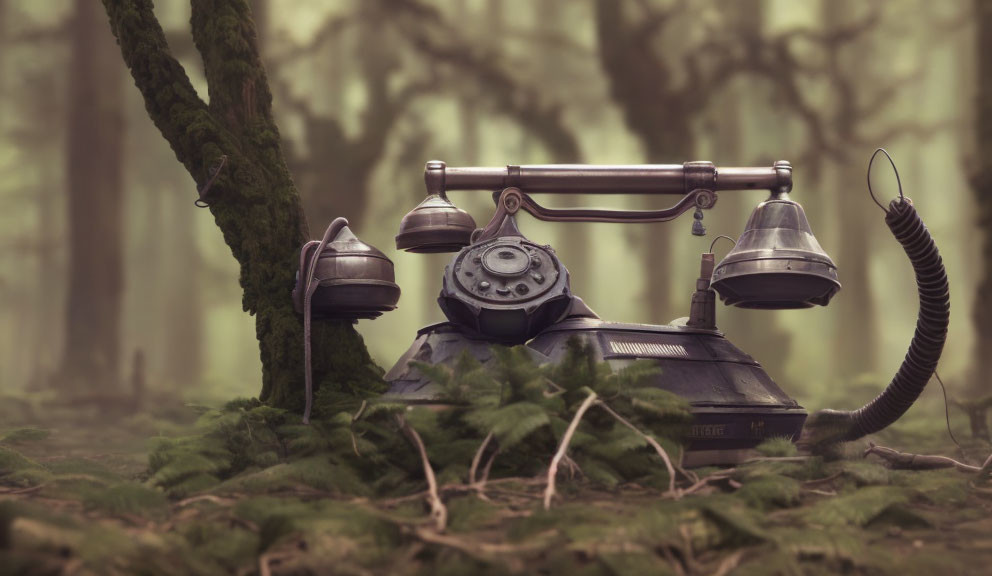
0;392;990;576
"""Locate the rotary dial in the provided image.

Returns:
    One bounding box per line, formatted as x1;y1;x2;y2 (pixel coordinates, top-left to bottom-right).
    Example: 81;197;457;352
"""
451;237;560;304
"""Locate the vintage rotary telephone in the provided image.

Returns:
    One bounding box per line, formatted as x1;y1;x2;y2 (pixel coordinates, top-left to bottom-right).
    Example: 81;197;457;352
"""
297;153;949;464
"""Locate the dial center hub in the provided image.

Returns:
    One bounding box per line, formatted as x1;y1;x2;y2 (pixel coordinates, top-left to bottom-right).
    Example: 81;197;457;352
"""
482;245;530;277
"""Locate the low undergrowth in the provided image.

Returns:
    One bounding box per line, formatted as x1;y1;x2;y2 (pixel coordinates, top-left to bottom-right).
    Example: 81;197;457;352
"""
148;339;693;504
0;341;990;575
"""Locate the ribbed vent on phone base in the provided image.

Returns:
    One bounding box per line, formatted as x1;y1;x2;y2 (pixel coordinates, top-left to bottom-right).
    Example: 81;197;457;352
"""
607;340;689;358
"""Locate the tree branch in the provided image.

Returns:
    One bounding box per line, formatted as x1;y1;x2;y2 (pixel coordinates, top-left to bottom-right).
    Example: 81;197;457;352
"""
103;0;217;178
190;0;274;131
595;0;684;155
354;78;434;170
266;14;354;66
631;0;689;45
775;5;881;46
384;0;582;161
396;414;448;532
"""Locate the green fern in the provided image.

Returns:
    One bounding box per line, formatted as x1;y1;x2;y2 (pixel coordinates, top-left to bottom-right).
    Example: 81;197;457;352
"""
465;402;551;449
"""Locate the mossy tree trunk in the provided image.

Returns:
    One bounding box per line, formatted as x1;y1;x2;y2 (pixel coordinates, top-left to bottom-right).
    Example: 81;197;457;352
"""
103;0;384;410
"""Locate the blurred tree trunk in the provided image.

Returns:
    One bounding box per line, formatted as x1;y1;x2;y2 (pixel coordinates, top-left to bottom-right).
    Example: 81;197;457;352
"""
290;0;348;226
126;55;202;389
288;2;404;231
705;2;753;340
60;0;125;392
595;0;694;324
421;0;480;317
971;0;992;404
13;68;64;384
104;0;383;410
703;0;792;381
0;0;5;97
162;166;202;387
596;0;692;323
534;0;590;298
825;0;876;378
33;85;62;382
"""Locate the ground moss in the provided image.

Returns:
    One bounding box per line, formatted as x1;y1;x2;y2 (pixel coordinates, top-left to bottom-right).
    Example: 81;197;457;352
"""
81;483;168;517
446;497;502;533
0;428;51;445
755;436;799;457
894;470;974;512
699;498;770;548
0;446;50;488
834;458;891;486
218;455;370;496
151;452;225;489
43;458;122;484
598;552;678;576
0;446;41;475
798;485;916;527
736;474;801;510
161;473;221;499
182;520;259;572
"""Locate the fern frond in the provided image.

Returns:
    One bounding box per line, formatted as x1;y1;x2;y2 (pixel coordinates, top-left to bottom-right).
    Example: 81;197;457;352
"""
465;402;551;449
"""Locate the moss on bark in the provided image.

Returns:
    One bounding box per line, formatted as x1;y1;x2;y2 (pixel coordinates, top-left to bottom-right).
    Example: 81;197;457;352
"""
103;0;383;408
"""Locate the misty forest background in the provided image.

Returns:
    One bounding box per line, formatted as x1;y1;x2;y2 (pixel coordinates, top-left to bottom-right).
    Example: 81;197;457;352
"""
0;0;988;426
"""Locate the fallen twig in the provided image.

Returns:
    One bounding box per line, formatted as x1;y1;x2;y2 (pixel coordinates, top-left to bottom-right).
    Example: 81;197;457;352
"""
350;400;368;457
712;550;745;576
413;526;545;571
864;442;981;472
380;477;547;507
478;448;499;488
542;376;566;397
677;447;699;485
978;453;992;483
544;390;598;510
681;469;737;496
395;414;448;532
174;494;236;508
802;472;843;487
678;524;703;574
743;456;811;464
258;553;272;576
472;448;501;502
469;449;502;502
595;401;680;498
659;545;687;576
469;431;494;485
561;455;583;480
0;483;47;496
